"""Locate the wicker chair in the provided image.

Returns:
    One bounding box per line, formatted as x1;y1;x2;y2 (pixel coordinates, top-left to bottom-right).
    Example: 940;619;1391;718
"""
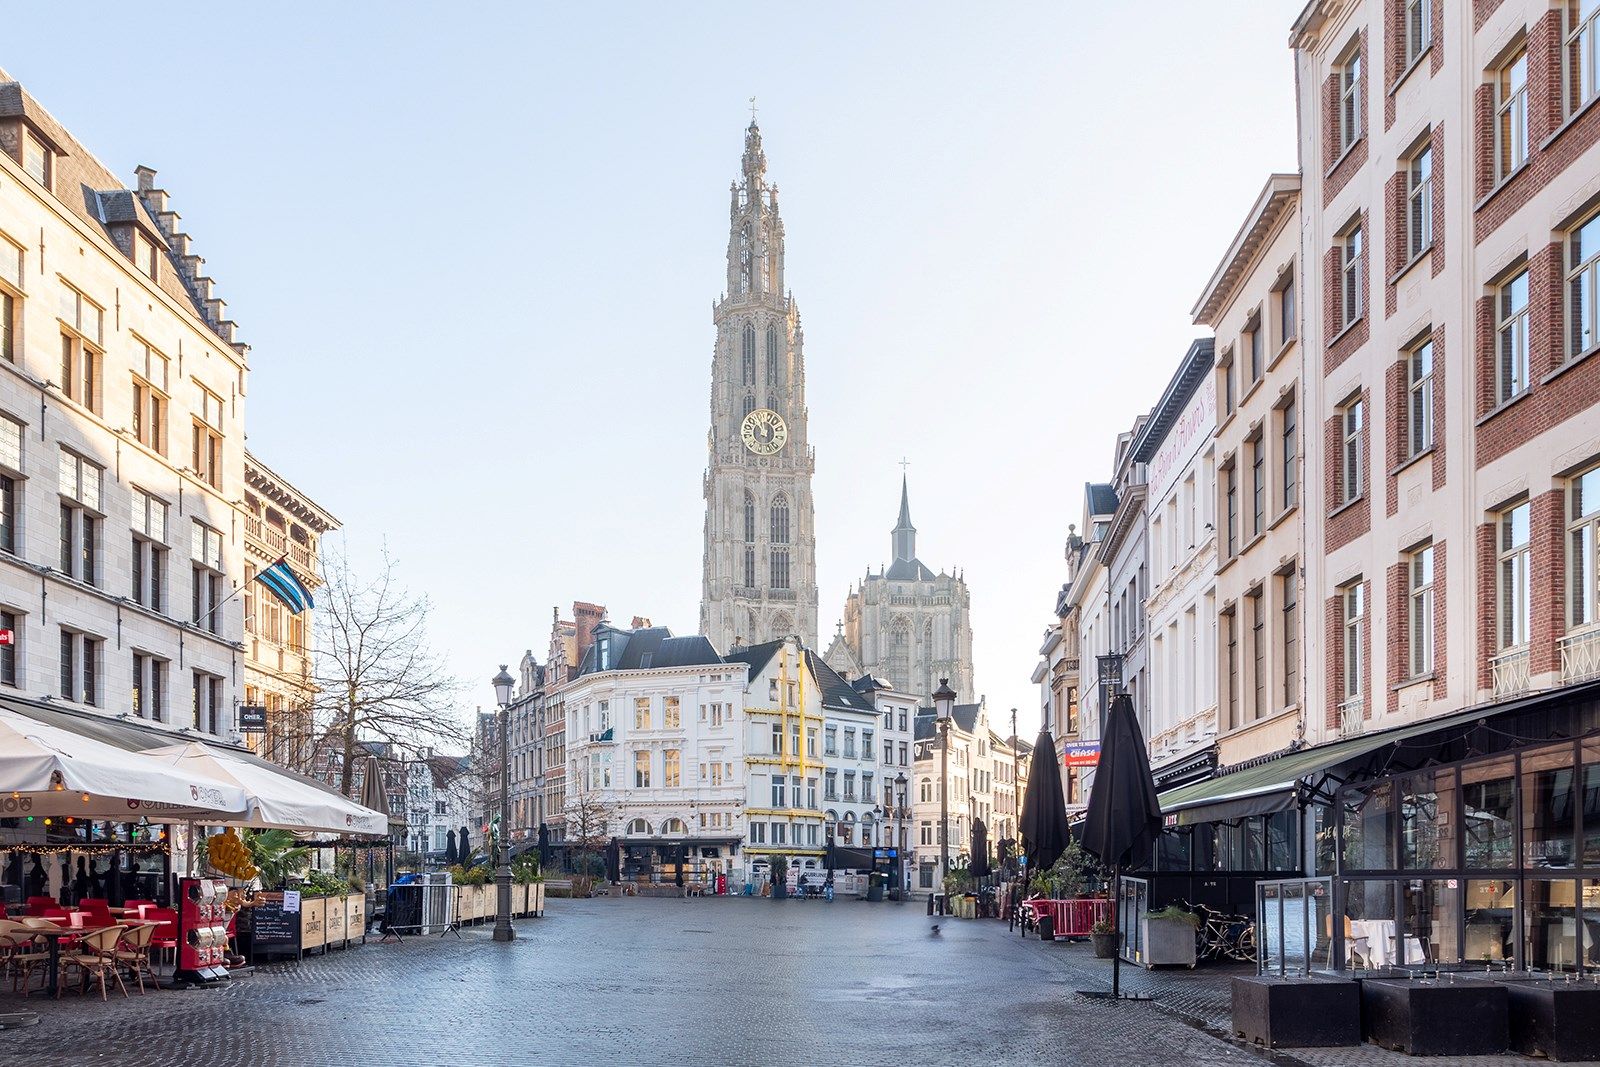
0;919;49;993
59;924;127;1000
113;922;158;994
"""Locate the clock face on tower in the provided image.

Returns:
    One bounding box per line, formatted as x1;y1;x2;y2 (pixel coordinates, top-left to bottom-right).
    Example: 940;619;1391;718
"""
740;408;788;456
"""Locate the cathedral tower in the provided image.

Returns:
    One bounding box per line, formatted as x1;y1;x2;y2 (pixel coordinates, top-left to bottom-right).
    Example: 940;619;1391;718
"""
699;121;819;650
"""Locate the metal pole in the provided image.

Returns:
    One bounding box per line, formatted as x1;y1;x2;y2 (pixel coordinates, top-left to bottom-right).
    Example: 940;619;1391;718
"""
493;698;515;942
939;717;949;916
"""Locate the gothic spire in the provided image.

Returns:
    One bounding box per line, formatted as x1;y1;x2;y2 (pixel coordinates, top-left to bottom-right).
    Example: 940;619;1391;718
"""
892;474;917;562
741;120;767;189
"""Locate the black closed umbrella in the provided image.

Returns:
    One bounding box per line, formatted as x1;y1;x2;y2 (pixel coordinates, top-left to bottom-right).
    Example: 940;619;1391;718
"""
674;844;685;888
445;829;458;867
1019;724;1068;883
458;826;472;867
1079;692;1163;1000
605;837;621;883
537;822;550;868
970;818;991;880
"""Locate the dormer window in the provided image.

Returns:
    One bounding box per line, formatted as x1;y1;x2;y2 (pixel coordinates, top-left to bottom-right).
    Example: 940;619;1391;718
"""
133;232;159;281
22;130;49;189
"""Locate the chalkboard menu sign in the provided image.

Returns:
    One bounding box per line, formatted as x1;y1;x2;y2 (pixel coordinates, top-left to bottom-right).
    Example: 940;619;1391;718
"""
247;892;302;963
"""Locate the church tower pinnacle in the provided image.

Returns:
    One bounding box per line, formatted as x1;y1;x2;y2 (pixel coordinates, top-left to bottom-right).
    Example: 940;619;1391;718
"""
700;119;819;651
892;474;917;563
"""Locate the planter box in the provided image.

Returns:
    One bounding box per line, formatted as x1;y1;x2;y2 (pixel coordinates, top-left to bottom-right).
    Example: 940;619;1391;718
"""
1138;917;1196;968
1496;977;1600;1061
1360;977;1509;1056
1232;976;1360;1049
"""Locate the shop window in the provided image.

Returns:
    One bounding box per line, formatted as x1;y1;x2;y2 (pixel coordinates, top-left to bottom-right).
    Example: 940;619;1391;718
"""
1462;757;1517;868
1582;738;1600;864
1465;879;1516;963
1344;781;1395;870
1525;879;1581;972
1399;769;1456;870
1402;878;1459;966
1343;879;1398;968
1522;744;1577;869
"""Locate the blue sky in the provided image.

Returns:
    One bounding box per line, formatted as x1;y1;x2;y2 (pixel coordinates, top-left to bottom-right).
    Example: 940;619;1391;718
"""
6;3;1300;737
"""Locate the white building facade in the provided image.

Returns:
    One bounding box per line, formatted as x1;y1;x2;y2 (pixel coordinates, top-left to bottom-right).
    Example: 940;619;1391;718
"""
0;72;245;743
1136;340;1220;782
561;623;747;883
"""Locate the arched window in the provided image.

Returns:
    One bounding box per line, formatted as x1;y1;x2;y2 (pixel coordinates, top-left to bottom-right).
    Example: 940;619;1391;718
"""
743;492;757;588
626;818;651;836
766;325;780;384
920;777;932;803
662;817;687;835
888;618;911;690
770;494;790;544
738;223;752;294
742;393;756;418
770;613;793;641
741;324;756;385
766;394;778;414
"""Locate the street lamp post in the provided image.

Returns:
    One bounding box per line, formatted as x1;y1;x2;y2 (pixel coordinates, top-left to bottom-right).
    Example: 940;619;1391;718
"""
932;678;956;916
895;771;907;894
491;665;516;943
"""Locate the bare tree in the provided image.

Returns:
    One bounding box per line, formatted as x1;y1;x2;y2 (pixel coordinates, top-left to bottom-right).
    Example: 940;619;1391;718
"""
563;783;620;895
311;546;465;797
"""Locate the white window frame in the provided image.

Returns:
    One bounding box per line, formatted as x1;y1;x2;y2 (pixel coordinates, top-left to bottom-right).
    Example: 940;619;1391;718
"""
1571;466;1600;631
1408;337;1434;456
1341;226;1364;325
1497;269;1531;404
1409;545;1435;676
1567;0;1600;117
1496;49;1529;183
1499;501;1532;651
1404;0;1431;66
1342;582;1365;700
1339;46;1363;153
1341;397;1364;504
1569;211;1600;360
1407;143;1433;258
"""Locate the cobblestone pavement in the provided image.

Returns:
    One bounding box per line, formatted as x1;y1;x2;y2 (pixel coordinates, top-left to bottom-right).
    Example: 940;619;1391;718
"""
3;899;1595;1066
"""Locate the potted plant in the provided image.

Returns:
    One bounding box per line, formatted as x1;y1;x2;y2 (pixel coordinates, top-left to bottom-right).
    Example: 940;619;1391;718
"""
1141;905;1200;968
1090;917;1118;959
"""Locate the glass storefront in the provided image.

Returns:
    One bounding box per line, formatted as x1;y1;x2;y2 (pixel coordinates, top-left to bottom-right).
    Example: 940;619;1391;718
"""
1336;734;1600;972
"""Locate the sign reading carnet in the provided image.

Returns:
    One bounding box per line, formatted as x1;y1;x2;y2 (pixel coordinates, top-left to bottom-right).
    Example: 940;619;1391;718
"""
1061;742;1101;769
237;704;267;731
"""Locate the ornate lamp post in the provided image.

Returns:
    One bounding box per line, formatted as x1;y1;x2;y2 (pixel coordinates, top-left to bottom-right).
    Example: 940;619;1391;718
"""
895;771;907;891
932;677;956;915
491;665;516;943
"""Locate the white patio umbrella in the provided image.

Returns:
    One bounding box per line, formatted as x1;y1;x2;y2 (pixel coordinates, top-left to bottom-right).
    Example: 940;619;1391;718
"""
0;705;249;820
145;742;389;836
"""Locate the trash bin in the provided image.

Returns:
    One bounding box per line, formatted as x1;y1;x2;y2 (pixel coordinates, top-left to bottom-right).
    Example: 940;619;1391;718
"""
1038;912;1055;941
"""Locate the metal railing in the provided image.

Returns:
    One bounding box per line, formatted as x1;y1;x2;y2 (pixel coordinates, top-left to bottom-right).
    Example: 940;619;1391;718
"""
1337;696;1364;737
1561;628;1600;683
1491;646;1531;697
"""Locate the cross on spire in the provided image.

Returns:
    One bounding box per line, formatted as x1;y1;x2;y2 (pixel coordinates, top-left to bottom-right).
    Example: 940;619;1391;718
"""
749;96;758;123
899;456;910;474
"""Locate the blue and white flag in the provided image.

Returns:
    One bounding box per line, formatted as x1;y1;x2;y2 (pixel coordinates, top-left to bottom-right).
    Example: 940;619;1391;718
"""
255;557;314;613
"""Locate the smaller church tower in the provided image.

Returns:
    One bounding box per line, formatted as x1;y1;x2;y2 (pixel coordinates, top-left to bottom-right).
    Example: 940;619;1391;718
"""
825;475;976;703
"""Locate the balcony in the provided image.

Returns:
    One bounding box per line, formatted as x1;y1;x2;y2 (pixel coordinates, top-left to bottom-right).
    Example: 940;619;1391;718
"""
1561;628;1600;684
1491;646;1531;698
244;513;319;577
1337;696;1364;738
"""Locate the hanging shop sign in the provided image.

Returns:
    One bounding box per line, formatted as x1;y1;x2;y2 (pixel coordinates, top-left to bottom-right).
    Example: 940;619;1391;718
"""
1062;742;1102;768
